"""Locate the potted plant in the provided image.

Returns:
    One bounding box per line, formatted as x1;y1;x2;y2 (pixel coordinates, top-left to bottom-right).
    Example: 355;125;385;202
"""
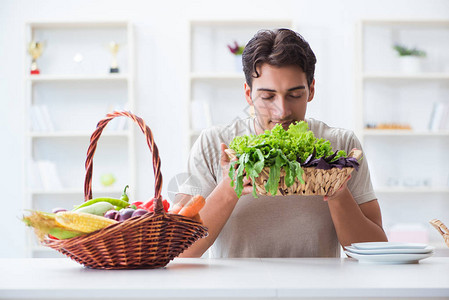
393;43;426;73
227;41;245;72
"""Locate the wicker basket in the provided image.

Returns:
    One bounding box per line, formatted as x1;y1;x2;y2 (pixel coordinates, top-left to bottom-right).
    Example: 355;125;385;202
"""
225;148;362;196
44;111;208;269
429;219;449;248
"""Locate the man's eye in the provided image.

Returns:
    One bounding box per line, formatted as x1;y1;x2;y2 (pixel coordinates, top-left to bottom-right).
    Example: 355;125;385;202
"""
290;94;303;99
261;94;274;100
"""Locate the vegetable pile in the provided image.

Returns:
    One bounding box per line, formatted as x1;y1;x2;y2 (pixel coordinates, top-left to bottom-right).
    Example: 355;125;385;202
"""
228;121;360;198
23;185;206;240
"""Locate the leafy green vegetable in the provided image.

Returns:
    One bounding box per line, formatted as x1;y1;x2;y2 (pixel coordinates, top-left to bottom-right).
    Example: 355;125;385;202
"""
228;121;348;198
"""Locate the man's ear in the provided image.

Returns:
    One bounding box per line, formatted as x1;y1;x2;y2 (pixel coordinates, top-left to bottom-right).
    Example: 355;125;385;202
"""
244;82;253;106
308;79;315;103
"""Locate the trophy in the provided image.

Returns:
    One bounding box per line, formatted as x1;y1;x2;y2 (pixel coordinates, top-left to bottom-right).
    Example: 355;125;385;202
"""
108;41;120;73
28;41;44;75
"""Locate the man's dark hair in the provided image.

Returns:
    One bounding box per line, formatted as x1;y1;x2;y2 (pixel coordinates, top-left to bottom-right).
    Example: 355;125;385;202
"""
242;28;317;89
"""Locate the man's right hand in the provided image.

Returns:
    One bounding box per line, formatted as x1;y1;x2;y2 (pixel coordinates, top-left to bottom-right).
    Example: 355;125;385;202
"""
220;143;253;197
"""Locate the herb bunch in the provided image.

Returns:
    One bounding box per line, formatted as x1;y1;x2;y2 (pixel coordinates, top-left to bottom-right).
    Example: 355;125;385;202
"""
228;121;359;198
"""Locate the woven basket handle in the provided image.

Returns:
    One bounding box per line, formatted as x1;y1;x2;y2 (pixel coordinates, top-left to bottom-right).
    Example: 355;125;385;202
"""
430;219;449;237
84;111;164;214
430;219;449;248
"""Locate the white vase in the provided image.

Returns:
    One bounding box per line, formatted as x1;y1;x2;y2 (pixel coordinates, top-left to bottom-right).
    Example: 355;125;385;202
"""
234;55;243;72
399;56;422;73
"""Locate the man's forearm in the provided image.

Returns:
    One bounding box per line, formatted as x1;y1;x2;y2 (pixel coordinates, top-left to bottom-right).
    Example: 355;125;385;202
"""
178;179;239;257
327;188;388;247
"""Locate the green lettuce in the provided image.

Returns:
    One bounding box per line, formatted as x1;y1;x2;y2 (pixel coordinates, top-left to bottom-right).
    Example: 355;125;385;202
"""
228;121;347;198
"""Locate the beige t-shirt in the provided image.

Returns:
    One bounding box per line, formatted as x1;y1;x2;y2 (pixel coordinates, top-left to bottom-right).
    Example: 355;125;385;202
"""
179;117;376;258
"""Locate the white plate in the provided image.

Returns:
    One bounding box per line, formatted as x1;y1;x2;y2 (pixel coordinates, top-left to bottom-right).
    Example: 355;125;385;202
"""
351;242;428;250
344;251;433;264
345;245;434;255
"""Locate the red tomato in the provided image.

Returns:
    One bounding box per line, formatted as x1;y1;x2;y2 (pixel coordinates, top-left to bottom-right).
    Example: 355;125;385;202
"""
142;199;155;210
140;198;170;212
162;199;170;212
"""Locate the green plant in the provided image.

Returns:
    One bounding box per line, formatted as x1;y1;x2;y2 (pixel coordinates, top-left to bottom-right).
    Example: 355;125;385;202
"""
393;44;426;57
227;41;245;55
228;121;356;198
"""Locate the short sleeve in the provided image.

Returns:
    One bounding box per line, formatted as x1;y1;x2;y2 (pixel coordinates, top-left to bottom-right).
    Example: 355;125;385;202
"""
345;132;377;205
177;130;220;198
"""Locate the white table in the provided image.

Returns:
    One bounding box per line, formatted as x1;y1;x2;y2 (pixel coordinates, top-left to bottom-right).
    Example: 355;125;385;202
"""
1;257;449;299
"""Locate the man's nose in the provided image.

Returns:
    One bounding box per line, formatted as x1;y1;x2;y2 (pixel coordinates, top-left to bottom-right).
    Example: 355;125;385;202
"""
273;97;291;119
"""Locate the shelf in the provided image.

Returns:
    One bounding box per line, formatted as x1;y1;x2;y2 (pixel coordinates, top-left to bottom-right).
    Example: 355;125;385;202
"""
361;19;449;26
29;130;130;138
190;73;245;81
26;20;129;29
363;73;449;80
375;187;449;194
363;129;449;137
190;19;294;27
24;21;136;258
27;74;129;82
31;188;124;195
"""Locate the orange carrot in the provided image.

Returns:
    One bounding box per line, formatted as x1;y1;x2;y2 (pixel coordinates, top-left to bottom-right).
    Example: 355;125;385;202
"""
169;203;184;214
191;213;203;224
178;195;205;218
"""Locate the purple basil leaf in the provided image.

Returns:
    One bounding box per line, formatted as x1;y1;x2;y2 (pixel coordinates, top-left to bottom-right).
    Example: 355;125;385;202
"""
331;159;345;169
303;153;314;165
302;158;318;167
324;152;337;162
345;157;360;171
316;158;332;170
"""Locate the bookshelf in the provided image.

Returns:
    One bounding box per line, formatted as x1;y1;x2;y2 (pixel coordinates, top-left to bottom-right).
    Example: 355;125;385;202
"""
24;20;136;257
356;19;449;251
26;74;129;82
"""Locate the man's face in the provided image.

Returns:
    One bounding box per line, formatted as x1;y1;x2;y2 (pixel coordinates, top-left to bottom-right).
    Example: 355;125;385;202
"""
245;64;315;134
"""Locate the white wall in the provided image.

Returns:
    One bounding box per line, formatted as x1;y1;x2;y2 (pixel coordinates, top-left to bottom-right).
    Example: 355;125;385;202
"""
1;0;448;257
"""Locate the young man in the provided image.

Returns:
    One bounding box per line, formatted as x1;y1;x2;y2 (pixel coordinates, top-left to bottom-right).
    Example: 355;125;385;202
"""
177;29;387;258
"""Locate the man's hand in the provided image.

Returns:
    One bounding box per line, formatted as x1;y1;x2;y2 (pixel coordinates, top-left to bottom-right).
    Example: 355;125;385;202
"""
220;143;253;197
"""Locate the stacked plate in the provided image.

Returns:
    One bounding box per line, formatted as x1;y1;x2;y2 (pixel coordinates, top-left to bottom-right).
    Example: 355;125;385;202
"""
344;242;434;264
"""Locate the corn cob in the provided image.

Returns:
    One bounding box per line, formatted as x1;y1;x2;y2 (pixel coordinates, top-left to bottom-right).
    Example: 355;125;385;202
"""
22;210;84;240
55;211;117;233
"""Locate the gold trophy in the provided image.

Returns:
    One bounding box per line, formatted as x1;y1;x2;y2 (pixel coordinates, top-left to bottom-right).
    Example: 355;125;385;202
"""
109;41;120;73
28;41;44;75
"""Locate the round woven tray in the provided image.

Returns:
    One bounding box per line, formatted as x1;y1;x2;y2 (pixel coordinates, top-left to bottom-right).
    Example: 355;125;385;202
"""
225;148;362;196
44;111;208;269
429;219;449;248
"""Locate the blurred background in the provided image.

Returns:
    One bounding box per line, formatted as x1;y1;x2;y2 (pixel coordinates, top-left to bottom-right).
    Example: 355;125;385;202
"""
1;0;449;258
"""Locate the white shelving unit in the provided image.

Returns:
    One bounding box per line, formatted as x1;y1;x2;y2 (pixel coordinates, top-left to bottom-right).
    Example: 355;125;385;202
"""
186;19;294;155
356;19;449;254
23;21;135;257
363;129;449;137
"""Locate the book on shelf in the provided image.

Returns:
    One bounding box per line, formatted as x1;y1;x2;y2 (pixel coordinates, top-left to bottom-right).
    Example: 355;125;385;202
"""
191;99;212;131
34;160;63;190
428;102;449;131
28;161;43;190
30;105;55;132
